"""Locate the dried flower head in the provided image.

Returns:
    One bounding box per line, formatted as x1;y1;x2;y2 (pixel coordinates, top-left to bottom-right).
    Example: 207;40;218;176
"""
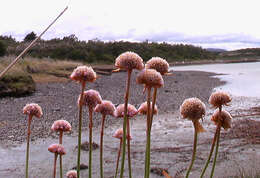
115;51;144;71
180;98;206;121
78;89;102;108
23;103;43;118
94;100;116;116
211;109;232;130
114;104;138;118
136;69;164;88
70;66;96;83
48;144;66;155
209;91;231;108
66;170;77;178
113;128;132;140
51;120;72;132
145;57;169;75
138;101;158;115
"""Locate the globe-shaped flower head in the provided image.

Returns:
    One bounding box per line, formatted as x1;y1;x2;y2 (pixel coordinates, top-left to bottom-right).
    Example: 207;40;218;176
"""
48;144;66;155
145;57;169;75
23;103;43;118
51;120;72;132
138;101;158;115
113;128;132;140
115;104;138;118
180;97;206;132
211;109;232;130
136;69;164;89
66;170;77;178
94;100;116;116
115;51;144;71
209;91;231;108
70;65;96;84
78;89;102;108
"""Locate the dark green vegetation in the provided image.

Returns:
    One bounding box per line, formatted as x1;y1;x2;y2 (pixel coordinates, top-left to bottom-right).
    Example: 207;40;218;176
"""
0;72;35;97
2;33;216;63
0;40;7;57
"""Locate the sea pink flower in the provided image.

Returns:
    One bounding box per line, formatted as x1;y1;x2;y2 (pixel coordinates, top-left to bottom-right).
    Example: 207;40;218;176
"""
113;128;132;140
138;102;158;115
211;109;232;130
70;66;96;84
136;69;164;88
78;89;102;108
66;170;77;178
23;103;43;118
115;51;144;71
209;91;231;108
94;100;116;116
48;144;66;155
114;104;138;118
145;57;169;75
51;120;72;132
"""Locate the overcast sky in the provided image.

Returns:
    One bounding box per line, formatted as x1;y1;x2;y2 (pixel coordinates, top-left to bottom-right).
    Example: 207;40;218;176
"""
1;0;260;50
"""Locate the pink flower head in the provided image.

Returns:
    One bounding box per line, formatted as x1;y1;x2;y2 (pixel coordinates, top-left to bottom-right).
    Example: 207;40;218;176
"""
66;170;77;178
180;97;206;121
94;100;116;116
115;51;144;71
136;69;164;88
145;57;169;75
23;103;43;118
51;120;72;132
209;91;231;108
138;102;158;115
78;89;102;108
48;144;66;155
113;128;132;140
114;104;138;118
70;65;96;84
211;109;232;130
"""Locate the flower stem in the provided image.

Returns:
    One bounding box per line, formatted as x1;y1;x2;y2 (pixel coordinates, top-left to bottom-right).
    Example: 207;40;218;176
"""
145;87;151;178
25;115;32;178
210;106;222;178
149;88;157;131
59;131;63;178
53;153;58;178
120;70;132;178
114;139;122;178
77;82;86;178
200;124;220;178
185;123;198;178
89;107;93;178
126;117;132;178
100;114;106;178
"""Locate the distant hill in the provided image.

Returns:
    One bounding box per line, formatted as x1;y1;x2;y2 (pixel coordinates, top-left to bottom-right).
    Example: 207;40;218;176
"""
205;48;227;53
218;48;260;59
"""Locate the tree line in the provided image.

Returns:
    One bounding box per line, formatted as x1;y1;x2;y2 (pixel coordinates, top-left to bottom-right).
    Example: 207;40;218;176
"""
0;32;217;63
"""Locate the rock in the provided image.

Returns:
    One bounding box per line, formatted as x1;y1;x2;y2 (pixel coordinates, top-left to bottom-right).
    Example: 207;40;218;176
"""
72;163;88;170
150;167;169;176
75;141;99;151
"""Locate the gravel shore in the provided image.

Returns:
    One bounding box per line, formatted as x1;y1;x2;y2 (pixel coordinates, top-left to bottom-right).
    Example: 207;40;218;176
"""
0;70;223;144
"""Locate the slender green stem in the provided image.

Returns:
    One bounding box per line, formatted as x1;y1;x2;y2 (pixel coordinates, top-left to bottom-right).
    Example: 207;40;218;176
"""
126;117;132;178
185;124;198;178
77;82;86;178
200;125;220;178
59;131;63;178
100;115;106;178
210;127;220;178
115;139;122;178
149;88;157;131
53;154;58;178
88;108;93;178
210;106;222;178
145;87;151;178
25;115;32;178
120;70;132;178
